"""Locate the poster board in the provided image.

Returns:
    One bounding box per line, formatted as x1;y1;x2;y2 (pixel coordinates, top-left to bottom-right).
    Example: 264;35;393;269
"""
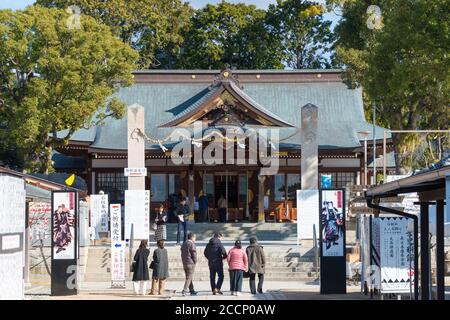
296;189;319;240
51;191;78;296
125;190;150;240
90;194;109;232
321;189;345;257
319;188;346;294
29;202;51;247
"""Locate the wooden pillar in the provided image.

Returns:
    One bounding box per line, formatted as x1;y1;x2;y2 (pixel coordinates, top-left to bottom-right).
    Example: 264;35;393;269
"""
420;203;430;300
435;200;445;300
258;173;265;223
188;170;195;221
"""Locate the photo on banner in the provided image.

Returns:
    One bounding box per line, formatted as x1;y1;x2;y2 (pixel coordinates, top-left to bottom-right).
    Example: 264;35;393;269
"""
52;192;77;260
321;189;345;257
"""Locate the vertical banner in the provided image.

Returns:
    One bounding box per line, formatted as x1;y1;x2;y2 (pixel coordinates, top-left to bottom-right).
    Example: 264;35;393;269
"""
110;204;125;287
296;189;319;240
378;217;414;294
90;194;109;233
125;190;150;240
360;215;371;292
51;191;78;296
320;188;346;294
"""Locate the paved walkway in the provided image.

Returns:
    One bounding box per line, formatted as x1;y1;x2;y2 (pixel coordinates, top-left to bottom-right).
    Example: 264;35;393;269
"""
25;280;368;300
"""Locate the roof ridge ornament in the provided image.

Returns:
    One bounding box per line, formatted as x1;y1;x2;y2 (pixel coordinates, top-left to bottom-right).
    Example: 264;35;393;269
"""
210;64;242;89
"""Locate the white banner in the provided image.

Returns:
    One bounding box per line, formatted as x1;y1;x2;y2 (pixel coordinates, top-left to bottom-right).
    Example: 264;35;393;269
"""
90;194;109;232
378;217;414;293
125;190;150;240
110;204;122;243
296;190;319;240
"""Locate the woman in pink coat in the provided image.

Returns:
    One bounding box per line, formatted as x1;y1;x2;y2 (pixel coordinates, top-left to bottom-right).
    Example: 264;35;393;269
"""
227;240;248;296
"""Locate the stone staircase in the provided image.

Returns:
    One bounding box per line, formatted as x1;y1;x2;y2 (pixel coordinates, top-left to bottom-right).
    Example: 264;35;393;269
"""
164;222;298;242
82;245;318;282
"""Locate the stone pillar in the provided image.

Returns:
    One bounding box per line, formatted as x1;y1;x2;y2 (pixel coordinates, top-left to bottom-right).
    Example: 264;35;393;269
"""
127;104;146;190
300;104;319;189
258;173;266;223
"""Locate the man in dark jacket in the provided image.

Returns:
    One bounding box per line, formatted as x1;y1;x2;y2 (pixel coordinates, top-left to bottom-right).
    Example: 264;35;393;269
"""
180;232;198;296
246;236;266;294
176;197;191;245
204;232;227;295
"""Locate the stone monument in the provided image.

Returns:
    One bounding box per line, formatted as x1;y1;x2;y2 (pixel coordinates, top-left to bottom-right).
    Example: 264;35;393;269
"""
127;104;146;190
300;104;319;189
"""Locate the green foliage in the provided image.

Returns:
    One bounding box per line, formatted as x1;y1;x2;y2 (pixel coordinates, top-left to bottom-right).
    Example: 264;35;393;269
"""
334;0;450;173
177;2;284;69
0;6;138;172
36;0;192;69
267;0;335;69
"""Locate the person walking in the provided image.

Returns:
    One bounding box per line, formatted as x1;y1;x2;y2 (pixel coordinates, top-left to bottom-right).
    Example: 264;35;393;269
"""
246;236;266;294
155;204;167;242
132;240;150;295
204;232;227;295
180;233;198;296
176;197;191;245
217;195;227;222
227;240;248;296
198;191;209;223
149;239;169;296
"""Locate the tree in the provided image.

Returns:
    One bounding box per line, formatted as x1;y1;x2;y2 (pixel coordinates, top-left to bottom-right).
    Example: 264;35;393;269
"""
36;0;192;68
0;6;138;173
267;0;335;69
177;1;284;69
334;0;449;173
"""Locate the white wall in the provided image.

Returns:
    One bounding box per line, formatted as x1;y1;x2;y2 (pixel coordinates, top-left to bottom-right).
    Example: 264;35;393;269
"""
0;174;26;300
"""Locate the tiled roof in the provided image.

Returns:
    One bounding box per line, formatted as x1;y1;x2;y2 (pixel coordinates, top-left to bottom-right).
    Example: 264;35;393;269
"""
63;70;390;151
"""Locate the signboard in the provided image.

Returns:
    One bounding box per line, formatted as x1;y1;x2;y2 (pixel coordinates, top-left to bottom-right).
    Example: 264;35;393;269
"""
321;189;345;257
124;167;147;177
51;191;78;296
90;194;109;232
29;202;51;246
125;190;150;240
0;174;25;300
296;189;319;240
377;217;414;293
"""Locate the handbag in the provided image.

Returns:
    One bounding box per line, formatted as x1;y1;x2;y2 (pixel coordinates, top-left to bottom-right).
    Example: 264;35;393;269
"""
149;261;155;269
130;261;136;273
243;271;250;278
